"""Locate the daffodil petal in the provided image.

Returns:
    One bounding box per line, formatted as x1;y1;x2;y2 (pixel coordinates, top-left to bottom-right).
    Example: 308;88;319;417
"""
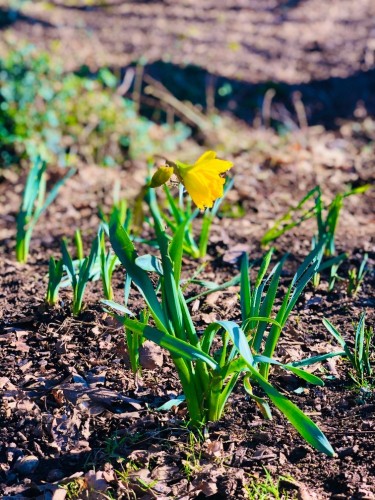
193;158;233;174
172;151;233;209
183;169;225;209
195;150;217;165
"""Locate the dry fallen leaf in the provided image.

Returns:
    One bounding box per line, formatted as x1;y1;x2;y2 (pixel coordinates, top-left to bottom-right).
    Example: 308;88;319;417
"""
139;340;164;370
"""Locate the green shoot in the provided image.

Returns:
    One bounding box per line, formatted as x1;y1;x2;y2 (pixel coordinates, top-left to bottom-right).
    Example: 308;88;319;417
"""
323;313;373;388
98;180;132;234
239;241;326;380
74;229;84;261
261;185;370;256
311;245;347;291
347;253;368;297
16;156;75;263
102;298;145;375
61;233;100;315
106;213;334;456
145;178;234;258
99;229;118;301
46;256;64;306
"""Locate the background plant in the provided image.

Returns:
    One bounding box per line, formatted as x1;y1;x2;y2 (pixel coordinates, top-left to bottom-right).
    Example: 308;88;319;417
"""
16;156;74;263
347;253;368;297
0;44;191;168
239;242;334;381
61;233;100;315
323;313;373;388
261;185;369;252
46;256;64;306
244;468;298;500
99;229;118;301
261;185;369;291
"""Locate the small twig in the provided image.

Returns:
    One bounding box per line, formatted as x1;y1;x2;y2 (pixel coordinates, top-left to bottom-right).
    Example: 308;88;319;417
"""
132;62;145;115
117;67;135;96
143;74;210;132
262;88;276;128
292;91;308;130
205;73;216;116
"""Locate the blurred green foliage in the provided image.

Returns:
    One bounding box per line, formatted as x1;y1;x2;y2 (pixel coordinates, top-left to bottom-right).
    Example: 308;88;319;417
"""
0;45;191;168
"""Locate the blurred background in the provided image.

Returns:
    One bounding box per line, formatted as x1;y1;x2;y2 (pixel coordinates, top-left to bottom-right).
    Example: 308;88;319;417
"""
1;0;375;171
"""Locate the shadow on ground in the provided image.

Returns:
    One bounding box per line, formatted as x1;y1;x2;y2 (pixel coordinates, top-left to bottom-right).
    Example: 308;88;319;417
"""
132;60;375;130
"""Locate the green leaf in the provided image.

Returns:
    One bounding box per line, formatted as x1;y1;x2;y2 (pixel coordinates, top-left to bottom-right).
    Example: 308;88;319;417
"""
101;300;134;316
216;321;334;456
122;318;219;370
34;167;75;221
185;274;241;304
291;351;346;367
61;239;77;288
156;395;185;411
109;213;167;332
169;220;188;285
135;255;163;275
322;318;355;365
243;376;272;420
240;252;251;323
254;355;324;386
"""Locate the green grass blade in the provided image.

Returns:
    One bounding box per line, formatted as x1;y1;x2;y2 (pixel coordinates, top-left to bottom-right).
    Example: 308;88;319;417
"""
252;256;286;351
317;253;347;273
153;216;184;336
215;372;240;419
135;255;163;275
243;376;273;420
101;299;134;316
261;186;320;245
355;312;366;374
201;323;221;354
250;369;334;456
198;212;213;257
74;229;84;260
22;157;46;214
163;183;183;223
185;274;241;303
61;239;77;289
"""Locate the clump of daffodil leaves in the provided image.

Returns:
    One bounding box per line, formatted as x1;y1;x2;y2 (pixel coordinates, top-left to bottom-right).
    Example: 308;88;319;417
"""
150;151;233;209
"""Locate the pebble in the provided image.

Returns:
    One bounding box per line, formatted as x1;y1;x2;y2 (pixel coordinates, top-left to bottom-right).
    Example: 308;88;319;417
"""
14;455;39;476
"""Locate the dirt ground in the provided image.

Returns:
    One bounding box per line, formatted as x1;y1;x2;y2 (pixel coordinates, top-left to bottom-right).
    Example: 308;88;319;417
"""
1;1;375;499
2;0;375;125
1;125;374;498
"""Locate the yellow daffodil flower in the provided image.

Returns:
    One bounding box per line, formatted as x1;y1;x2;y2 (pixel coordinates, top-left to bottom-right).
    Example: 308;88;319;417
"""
150;151;233;210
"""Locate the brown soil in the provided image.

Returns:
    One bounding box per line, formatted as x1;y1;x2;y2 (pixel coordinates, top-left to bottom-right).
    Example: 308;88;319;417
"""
1;1;375;499
1;125;374;498
2;0;375;126
3;0;375;82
